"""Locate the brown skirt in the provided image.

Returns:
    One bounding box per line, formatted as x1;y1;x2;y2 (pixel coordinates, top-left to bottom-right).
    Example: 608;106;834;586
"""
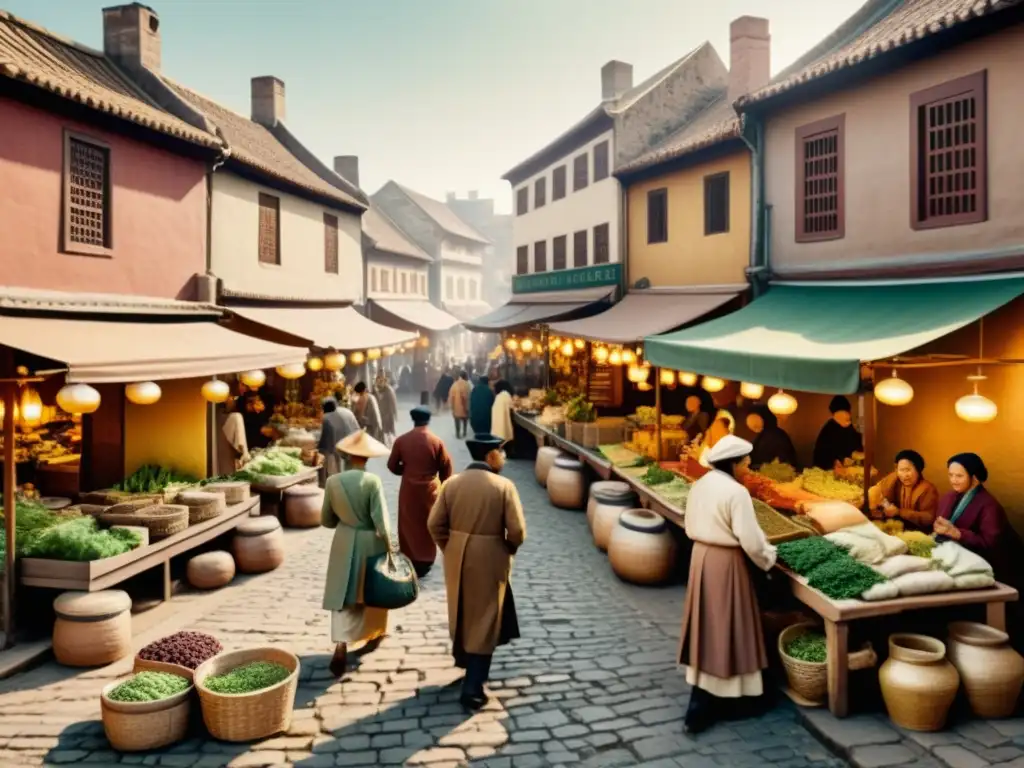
678;542;768;680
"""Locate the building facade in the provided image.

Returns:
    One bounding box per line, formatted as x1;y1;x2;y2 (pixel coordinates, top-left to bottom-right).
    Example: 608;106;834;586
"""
445;191;513;308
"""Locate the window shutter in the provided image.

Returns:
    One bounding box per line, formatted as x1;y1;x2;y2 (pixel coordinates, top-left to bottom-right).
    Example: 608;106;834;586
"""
593;141;610;182
534;240;547;272
795;115;845;242
323;213;338;273
553;235;567;270
65;135;111;252
573;230;588;267
516;245;529;274
593;224;610;264
553;166;567;200
573;154;589;191
258;193;281;264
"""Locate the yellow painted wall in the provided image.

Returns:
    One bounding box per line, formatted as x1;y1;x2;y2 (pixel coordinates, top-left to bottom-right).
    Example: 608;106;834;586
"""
626;149;751;287
123;377;208;480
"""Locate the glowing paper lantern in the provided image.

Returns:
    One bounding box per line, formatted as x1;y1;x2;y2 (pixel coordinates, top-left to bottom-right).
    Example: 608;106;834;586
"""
276;363;306;380
418;337;430;348
621;349;636;366
874;370;914;406
17;385;43;427
307;357;324;372
767;390;798;416
56;383;101;415
608;349;623;366
679;372;698;387
520;338;535;354
560;341;574;357
955;374;997;423
702;376;726;393
201;379;230;404
125;381;162;406
324;352;346;371
383;346;395;357
367;348;382;361
593;346;610;365
574;339;585;350
660;369;677;387
739;382;764;400
350;351;366;365
505;338;519;351
240;370;266;388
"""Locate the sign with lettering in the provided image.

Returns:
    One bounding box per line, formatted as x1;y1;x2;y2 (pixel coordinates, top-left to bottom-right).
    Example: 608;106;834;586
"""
512;263;622;295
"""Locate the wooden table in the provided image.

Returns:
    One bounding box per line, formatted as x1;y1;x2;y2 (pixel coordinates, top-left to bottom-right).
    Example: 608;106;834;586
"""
611;466;685;528
249;467;319;519
783;570;1019;717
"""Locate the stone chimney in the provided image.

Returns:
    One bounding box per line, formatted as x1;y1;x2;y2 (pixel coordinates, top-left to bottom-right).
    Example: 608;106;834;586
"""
729;16;771;103
102;3;162;74
446;192;456;202
468;190;479;200
333;156;359;187
251;76;285;127
601;61;633;101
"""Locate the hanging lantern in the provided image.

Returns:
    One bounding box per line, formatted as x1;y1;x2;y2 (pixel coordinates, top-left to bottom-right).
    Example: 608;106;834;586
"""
56;383;101;415
307;356;324;372
621;349;636;366
240;370;266;388
955;372;997;423
125;381;162;406
637;381;653;392
593;346;610;365
276;362;306;380
739;382;764;400
679;372;698;387
767;389;798;416
367;348;382;361
702;376;726;393
520;338;535;354
0;400;18;424
874;370;913;406
350;351;366;365
549;336;562;351
574;338;585;350
626;364;642;383
324;351;346;371
608;348;623;366
505;338;519;351
17;384;43;427
383;346;395;357
560;341;574;357
659;369;677;388
201;379;230;404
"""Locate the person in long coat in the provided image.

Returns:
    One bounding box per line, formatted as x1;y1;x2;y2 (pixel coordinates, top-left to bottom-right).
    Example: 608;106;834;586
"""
448;370;472;438
490;380;514;443
388;406;453;578
321;430;393;677
318;397;360;477
352;382;385;443
375;372;399;443
746;404;798;470
428;434;526;711
813;395;863;469
434;368;455;413
680;435;777;734
469;376;494;435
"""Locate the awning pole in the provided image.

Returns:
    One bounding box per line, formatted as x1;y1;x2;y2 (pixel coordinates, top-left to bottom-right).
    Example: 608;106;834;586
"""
655;369;663;463
3;381;16;648
861;372;876;512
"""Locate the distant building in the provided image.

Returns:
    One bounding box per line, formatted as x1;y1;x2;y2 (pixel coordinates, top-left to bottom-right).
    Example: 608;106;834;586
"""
445;191;512;308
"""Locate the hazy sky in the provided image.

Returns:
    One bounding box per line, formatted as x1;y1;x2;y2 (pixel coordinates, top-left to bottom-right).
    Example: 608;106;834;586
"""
9;0;865;212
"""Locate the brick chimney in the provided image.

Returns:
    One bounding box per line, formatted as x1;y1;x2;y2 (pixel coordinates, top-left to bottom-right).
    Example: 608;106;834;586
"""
251;76;285;126
729;16;770;103
446;192;456;202
333;156;359;187
102;3;162;74
601;61;633;101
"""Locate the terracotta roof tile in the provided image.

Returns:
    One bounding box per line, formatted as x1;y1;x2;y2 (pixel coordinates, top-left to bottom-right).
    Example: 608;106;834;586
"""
738;0;1023;108
395;184;490;245
363;205;432;261
0;11;219;148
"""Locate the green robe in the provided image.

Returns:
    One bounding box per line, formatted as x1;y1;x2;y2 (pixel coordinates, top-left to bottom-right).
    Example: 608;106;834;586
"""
321;469;391;611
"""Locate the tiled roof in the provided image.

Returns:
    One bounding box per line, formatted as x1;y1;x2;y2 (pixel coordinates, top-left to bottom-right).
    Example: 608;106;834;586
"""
395;184;490;245
737;0;1023;108
0;10;219;148
0;285;222;316
164;79;365;210
363;205;431;261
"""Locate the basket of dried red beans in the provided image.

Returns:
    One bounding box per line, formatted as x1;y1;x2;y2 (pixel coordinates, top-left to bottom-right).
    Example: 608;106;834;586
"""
134;630;222;681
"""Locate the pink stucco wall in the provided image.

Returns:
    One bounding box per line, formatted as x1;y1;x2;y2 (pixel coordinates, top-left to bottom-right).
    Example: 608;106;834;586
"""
0;97;206;298
765;25;1024;271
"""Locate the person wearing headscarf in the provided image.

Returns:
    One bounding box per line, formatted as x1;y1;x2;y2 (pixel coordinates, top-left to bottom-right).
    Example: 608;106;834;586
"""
868;449;939;531
470;376;495;436
428;434;526;711
448;370;472;439
387;406;454;578
318;397;360;477
374;371;399;444
746;404;797;470
680;435;776;734
352;382;385;443
490;380;514;444
321;430;393;676
934;453;1015;565
812;395;863;469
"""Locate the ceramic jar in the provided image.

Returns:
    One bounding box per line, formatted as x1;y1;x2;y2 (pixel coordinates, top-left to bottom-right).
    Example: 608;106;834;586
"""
946;621;1024;718
232;516;285;573
879;634;960;731
586;481;633;532
535;446;564;487
283;485;324;528
608;509;677;584
547;456;587;510
53;590;132;667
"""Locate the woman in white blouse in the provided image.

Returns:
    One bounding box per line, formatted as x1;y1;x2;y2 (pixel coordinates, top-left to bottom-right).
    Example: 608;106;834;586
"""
679;434;777;734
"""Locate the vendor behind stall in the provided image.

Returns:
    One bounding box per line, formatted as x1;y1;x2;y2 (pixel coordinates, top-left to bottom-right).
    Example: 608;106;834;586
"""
746;405;797;469
682;392;713;444
812;395;863;470
868;449;939;531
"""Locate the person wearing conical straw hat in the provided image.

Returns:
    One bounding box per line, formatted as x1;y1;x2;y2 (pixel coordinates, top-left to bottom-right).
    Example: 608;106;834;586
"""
322;429;394;676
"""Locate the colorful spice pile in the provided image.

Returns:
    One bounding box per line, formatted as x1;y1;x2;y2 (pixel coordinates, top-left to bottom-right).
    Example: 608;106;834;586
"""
21;516;140;561
897;531;936;558
784;631;827;663
874;519;905;536
138;631;222;670
204;661;291;694
757;459;798;483
107;671;190;702
777;536;885;600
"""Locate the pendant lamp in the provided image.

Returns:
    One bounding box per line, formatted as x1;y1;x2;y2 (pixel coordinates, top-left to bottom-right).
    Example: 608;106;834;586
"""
560;341;574;357
621;349;637;366
520;339;535;354
125;381;162;405
276;363;306;380
955;370;997;423
874;369;914;406
659;369;677;388
608;348;623;366
324;351;346;371
767;389;798;416
702;376;726;393
350;350;366;365
739;382;764;400
240;370;266;388
367;348;382;361
594;346;610;365
56;383;101;415
201;379;230;404
679;372;698;387
306;356;324;372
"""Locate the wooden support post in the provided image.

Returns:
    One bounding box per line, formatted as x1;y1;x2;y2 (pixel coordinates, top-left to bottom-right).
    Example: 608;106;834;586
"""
861;373;876;512
3;381;16;648
655;369;663;463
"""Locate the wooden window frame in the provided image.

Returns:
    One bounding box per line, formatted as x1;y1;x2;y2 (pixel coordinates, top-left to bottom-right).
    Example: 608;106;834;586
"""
516;245;529;275
62;130;113;257
534;240;547;272
593;223;610;264
573;153;589;192
381;269;390;293
573;230;588;267
552;165;567;200
703;172;730;236
323;213;339;273
795;114;845;243
593;140;610;182
370;266;378;293
400;271;408;294
647;188;668;244
516;186;529;216
257;192;282;264
910;70;988;231
552;234;568;270
534;177;546;208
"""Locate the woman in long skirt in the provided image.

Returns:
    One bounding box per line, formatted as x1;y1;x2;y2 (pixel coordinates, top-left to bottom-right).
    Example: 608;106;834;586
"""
321;429;393;676
680;435;777;733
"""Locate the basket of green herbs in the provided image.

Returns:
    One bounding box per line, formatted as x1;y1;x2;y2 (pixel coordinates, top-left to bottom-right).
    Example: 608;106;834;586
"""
227;448;307;488
20;516;141;562
194;647;299;742
778;623;877;704
101;671;192;752
640;465;676;486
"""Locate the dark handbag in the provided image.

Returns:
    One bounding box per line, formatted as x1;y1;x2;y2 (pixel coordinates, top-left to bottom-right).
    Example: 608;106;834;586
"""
363;550;420;610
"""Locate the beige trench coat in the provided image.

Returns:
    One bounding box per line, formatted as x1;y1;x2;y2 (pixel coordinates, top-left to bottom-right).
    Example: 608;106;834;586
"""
428;467;526;655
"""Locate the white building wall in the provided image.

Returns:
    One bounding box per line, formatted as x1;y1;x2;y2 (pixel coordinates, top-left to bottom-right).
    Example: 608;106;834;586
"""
366;257;429;300
211;172;362;302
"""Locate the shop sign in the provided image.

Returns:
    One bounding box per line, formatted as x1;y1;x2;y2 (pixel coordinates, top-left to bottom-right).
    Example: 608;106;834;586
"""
512;263;622;295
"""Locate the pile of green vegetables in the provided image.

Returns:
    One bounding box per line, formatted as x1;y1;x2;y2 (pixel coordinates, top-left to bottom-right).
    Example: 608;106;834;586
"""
108;671;190;702
641;465;676;486
565;395;596;424
0;500;64;561
21;517;140;561
204;661;291;694
230;447;305;482
115;464;197;494
777;537;885;600
785;631;827;663
757;459;798;483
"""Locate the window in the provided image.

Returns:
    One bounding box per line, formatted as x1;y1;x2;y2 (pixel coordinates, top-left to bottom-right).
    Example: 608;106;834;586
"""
420;273;427;295
553;165;567;200
446;275;454;299
911;71;987;230
381;270;390;292
553;235;567;270
534;177;546;208
323;213;338;273
63;133;112;254
457;277;466;300
257;193;281;264
647;188;668;244
534;240;547;272
593;140;610;182
593;223;610;264
370;267;378;293
516;245;529;275
516;186;529;215
470;280;478;300
795;115;845;242
573;154;589;191
573;230;588;267
400;271;408;294
704;172;730;235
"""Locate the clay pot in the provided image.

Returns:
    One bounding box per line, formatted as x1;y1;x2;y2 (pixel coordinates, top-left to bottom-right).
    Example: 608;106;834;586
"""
946;621;1024;718
586;481;634;532
547;456;586;510
879;633;960;731
535;446;564;487
283;485;323;528
187;551;236;590
232;516;285;574
53;590;132;667
608;509;677;584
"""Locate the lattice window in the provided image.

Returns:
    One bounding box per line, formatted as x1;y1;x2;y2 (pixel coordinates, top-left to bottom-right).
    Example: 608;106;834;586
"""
573;154;589;191
647;188;668;244
534;240;547;272
534;177;546;208
553;166;567;200
553;235;567;270
795;115;845;242
593;223;609;264
516;187;528;215
64;135;110;253
911;71;987;229
258;193;280;264
516;245;528;275
324;213;338;273
593;140;610;182
573;230;588;267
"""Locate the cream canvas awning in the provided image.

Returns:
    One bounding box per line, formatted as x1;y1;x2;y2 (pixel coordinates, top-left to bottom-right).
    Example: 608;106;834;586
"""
462;287;614;332
370;300;460;332
228;306;417;350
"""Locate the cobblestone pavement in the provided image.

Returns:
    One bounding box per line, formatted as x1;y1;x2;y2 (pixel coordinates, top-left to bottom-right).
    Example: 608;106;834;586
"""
0;401;967;767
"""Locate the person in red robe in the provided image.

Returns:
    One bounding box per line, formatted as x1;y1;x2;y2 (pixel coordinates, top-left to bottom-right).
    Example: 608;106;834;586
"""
387;406;453;577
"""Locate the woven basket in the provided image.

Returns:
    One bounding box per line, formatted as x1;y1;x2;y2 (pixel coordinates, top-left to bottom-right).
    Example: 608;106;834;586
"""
194;647;300;742
104;498;161;517
203;481;250;505
133;656;195;682
778;623;878;704
101;679;192;752
176;491;227;525
99;505;189;539
82;490;161;507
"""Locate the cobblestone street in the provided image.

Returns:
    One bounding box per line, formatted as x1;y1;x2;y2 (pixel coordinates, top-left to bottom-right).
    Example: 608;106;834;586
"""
0;405;870;766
